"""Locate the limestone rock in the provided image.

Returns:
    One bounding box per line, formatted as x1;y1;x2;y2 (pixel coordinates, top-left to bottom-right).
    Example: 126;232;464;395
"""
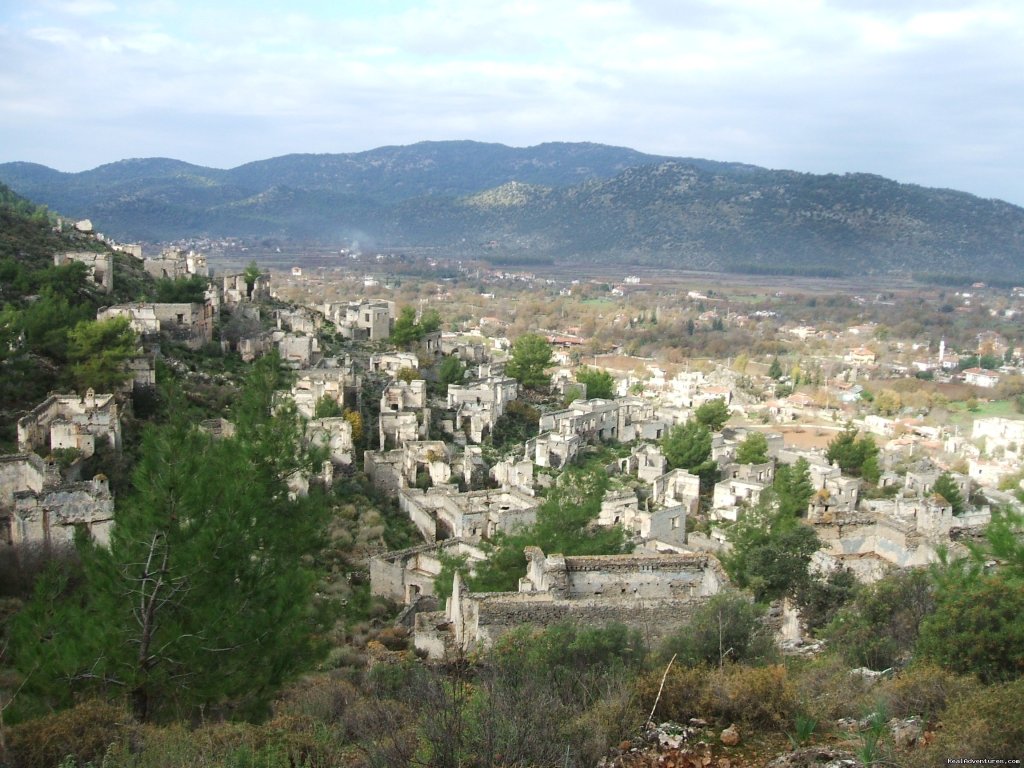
765;747;861;767
890;716;923;749
720;724;740;746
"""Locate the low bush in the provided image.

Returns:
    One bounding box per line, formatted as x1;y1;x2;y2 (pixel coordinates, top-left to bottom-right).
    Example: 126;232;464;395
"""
788;653;877;722
905;678;1024;767
7;699;130;768
703;664;798;727
875;663;978;720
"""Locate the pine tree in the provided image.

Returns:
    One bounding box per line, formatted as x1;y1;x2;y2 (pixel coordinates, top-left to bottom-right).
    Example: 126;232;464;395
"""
11;355;329;722
933;472;966;515
505;333;553;391
735;431;769;465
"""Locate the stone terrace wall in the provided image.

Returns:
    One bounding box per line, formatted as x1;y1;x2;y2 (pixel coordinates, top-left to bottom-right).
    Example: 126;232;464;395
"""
469;592;717;651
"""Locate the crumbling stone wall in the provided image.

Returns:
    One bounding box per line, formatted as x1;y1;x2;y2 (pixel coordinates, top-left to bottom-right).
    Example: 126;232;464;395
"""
17;391;121;459
54;251;113;293
12;477;114;548
418;549;733;658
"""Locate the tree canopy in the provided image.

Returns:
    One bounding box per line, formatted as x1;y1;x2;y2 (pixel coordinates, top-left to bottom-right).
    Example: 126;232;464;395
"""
67;316;138;392
505;333;553;391
10;355;330;723
735;431;769;465
694;398;730;431
826;424;880;482
575;367;615;400
721;491;821;603
933;472;966;515
773;458;815;518
661;420;716;479
390;305;441;348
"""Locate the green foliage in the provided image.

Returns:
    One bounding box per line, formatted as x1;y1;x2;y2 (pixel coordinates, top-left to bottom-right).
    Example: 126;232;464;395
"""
903;677;1024;765
932;472;966;515
660;419;716;481
395;366;420;383
826;424;879;480
659;592;775;667
6;699;130;768
917;573;1024;683
795;568;860;635
469;467;626;593
735;431;769;465
575;367;615;399
66;316;137;391
489;399;539;451
768;357;783;380
419;307;441;334
694;397;730;431
722;493;821;603
970;506;1024;580
243;260;262;295
314;395;344;418
774;458;815;518
9;355;329;723
505;332;553;391
437;354;466;389
390;305;421;347
915;508;1024;682
153;275;208;303
641;664;797;728
824;569;935;670
494;621;645;679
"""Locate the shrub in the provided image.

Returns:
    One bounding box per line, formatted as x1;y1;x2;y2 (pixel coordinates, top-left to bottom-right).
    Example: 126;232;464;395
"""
7;699;129;768
703;664;798;727
788;653;877;722
824;569;934;670
874;663;978;720
634;665;711;723
659;592;776;667
273;672;360;722
904;678;1024;767
917;573;1024;683
637;663;797;728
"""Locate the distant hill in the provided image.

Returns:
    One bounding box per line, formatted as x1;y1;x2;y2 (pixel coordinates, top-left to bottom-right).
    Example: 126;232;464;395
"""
2;141;1023;281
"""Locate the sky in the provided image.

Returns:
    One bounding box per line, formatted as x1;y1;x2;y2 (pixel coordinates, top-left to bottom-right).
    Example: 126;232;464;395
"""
1;0;1023;205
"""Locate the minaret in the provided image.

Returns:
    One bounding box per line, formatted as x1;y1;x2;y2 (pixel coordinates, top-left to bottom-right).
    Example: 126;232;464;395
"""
939;338;946;366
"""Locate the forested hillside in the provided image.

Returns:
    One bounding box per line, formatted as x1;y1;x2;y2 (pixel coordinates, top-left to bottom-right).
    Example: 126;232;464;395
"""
4;141;1023;281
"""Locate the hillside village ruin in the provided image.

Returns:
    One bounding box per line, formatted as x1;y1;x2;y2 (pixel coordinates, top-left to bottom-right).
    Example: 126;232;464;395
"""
3;235;1022;665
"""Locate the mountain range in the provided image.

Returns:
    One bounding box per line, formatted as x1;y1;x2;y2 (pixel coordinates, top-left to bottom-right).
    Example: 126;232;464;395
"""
2;140;1023;281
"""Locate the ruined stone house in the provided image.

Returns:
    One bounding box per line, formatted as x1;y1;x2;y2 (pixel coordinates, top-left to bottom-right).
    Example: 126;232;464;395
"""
275;307;322;335
289;361;360;419
364;441;453;494
526;431;582;469
98;301;215;350
223;272;271;306
370;538;487;605
305;417;354;467
18;390;121;459
399;486;539;544
369;351;419;377
143;248;208;280
810;497;990;582
54;251;113;293
0;453;112;549
323;299;394;341
414;547;732;659
447;376;518;444
617;444;668;483
380;379;429;449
